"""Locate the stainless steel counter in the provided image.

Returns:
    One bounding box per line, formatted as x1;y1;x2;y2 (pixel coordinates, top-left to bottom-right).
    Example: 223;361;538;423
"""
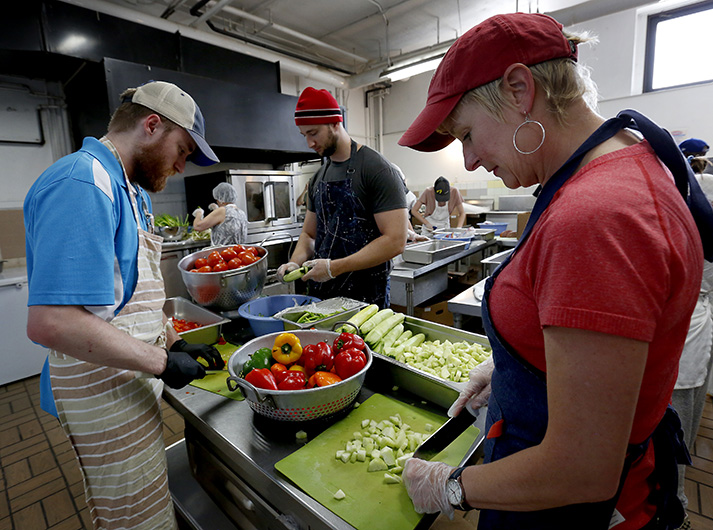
390;239;497;315
163;368;485;530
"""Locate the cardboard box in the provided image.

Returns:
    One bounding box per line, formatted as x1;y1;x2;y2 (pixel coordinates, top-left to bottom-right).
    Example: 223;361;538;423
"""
391;300;454;327
516;211;531;238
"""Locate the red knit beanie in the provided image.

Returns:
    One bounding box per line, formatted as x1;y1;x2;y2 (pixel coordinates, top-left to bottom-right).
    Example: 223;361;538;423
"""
295;87;343;126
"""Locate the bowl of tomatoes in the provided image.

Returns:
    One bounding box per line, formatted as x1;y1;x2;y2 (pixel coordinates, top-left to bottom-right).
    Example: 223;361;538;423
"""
178;244;269;311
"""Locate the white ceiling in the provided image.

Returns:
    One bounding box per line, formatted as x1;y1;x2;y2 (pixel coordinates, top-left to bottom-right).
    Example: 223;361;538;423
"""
97;0;657;82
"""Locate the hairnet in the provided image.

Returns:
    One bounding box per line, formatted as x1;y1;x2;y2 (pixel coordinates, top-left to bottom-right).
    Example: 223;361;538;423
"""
213;182;238;203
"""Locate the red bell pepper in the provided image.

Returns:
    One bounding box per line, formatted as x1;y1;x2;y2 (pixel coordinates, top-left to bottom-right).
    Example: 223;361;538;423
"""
333;332;365;353
334;348;367;380
302;342;334;376
244;368;278;390
277;371;307;390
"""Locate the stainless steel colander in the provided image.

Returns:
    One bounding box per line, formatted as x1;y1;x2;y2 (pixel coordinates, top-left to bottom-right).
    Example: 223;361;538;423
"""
226;330;372;421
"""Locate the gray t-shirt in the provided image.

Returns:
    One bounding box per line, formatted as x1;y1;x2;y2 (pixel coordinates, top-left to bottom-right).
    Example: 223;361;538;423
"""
307;145;407;214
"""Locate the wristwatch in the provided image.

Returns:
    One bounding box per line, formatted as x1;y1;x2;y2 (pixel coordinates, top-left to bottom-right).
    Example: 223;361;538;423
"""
446;466;473;511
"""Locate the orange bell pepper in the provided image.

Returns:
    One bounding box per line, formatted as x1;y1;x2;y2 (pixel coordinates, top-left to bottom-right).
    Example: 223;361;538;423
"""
307;371;343;388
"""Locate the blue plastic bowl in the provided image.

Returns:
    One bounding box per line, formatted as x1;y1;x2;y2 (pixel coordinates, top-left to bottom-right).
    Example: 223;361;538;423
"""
238;295;321;337
477;222;509;236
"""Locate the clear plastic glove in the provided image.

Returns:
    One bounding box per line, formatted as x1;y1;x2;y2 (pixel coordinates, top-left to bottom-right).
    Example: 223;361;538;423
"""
192;208;204;218
170;339;225;370
277;261;300;283
403;458;456;519
157;350;206;389
448;355;494;417
407;228;418;242
208;203;218;211
302;259;334;282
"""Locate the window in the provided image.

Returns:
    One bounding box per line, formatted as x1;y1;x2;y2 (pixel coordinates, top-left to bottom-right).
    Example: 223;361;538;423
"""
644;1;713;91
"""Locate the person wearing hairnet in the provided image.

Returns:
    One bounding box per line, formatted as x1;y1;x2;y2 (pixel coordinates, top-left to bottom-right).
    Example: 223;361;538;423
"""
397;12;713;530
671;138;713;529
192;182;248;246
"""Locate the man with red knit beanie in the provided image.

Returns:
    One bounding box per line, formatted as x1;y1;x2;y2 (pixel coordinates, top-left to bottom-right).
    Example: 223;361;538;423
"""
277;87;408;308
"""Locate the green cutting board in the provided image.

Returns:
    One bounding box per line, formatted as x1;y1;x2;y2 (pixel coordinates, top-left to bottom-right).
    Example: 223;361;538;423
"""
275;394;479;530
189;341;244;401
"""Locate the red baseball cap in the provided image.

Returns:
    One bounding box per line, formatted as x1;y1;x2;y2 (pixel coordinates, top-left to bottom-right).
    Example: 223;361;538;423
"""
295;87;343;126
399;13;578;152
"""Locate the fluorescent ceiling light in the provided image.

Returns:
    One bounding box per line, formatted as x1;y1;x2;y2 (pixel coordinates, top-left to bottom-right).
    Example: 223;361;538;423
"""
382;56;443;82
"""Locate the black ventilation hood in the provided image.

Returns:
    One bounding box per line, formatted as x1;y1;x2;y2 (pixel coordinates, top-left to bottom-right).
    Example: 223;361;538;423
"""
0;0;318;166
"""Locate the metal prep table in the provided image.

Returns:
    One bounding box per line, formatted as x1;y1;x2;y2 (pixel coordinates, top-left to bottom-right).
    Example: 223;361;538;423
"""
390;239;497;315
163;371;486;530
448;247;515;329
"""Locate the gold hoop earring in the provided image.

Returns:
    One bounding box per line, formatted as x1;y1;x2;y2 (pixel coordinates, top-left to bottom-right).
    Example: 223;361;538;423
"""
513;113;545;155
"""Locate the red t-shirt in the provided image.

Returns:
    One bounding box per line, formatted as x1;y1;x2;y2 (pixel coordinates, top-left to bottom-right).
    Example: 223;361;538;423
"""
489;141;703;529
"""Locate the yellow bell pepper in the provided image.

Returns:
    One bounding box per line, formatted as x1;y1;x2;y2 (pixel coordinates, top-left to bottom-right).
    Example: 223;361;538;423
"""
272;333;303;364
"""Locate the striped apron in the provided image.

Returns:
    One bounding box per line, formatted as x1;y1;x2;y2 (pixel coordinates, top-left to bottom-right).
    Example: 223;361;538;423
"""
49;139;176;530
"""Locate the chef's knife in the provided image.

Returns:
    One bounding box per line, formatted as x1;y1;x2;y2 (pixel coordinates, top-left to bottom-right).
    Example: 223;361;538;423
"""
412;407;478;461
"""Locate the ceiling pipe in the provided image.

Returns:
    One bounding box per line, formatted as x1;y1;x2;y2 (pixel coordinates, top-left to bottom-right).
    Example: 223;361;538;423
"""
217;5;369;64
56;0;348;88
545;0;656;26
347;0;660;89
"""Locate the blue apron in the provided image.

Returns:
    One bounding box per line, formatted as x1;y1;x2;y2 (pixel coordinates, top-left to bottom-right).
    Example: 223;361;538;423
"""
310;140;392;308
478;110;706;530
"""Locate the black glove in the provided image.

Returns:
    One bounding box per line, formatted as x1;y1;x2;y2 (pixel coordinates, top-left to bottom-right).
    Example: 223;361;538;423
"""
158;350;206;389
170;339;225;370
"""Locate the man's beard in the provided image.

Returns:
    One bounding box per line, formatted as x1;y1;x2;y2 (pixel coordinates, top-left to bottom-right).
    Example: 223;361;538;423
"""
319;129;338;158
132;141;175;193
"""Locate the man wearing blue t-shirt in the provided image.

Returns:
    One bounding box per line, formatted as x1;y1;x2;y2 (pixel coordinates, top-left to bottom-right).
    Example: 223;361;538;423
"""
24;81;222;529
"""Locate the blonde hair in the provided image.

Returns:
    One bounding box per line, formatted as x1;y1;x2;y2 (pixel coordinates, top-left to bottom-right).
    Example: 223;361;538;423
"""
439;32;598;133
689;156;709;175
107;88;178;133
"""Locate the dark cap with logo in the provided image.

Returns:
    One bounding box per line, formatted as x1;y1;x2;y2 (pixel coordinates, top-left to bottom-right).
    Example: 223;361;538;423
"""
434;176;450;201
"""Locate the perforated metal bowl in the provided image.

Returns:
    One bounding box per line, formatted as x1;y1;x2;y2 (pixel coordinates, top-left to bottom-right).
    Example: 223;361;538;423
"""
178;245;268;311
226;329;372;422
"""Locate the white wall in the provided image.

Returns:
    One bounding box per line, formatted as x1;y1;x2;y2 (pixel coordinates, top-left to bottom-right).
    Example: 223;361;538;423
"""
0;78;69;209
372;1;713;204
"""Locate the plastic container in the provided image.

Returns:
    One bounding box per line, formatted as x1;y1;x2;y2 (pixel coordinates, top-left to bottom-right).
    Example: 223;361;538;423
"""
238;295;321;337
477;222;509;236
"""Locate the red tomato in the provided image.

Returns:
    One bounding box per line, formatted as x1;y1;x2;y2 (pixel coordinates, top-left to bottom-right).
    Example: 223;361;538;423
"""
220;248;239;262
231;245;245;254
194;257;208;268
197;265;213;273
206;251;224;267
212;261;228;272
190;268;200;273
239;251;259;265
227;258;243;270
244;246;258;255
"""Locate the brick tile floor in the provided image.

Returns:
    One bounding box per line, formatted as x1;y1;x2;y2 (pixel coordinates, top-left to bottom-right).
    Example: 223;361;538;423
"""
2;376;713;529
0;376;184;530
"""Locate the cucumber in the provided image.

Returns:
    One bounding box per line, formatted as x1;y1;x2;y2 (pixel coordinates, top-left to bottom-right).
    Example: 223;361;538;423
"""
360;309;393;335
377;323;404;353
365;313;405;347
283;266;309;282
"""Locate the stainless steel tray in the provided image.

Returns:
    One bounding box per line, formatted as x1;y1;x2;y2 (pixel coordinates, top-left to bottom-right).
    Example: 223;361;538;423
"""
401;239;468;264
372;315;491;409
433;227;496;241
273;297;367;330
163;297;230;345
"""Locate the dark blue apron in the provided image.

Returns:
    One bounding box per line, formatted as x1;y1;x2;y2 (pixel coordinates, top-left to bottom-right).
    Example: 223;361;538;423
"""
310;140;392;308
478;110;705;530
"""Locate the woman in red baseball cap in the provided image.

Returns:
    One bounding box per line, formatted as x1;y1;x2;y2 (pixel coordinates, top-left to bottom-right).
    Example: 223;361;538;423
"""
400;12;713;530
